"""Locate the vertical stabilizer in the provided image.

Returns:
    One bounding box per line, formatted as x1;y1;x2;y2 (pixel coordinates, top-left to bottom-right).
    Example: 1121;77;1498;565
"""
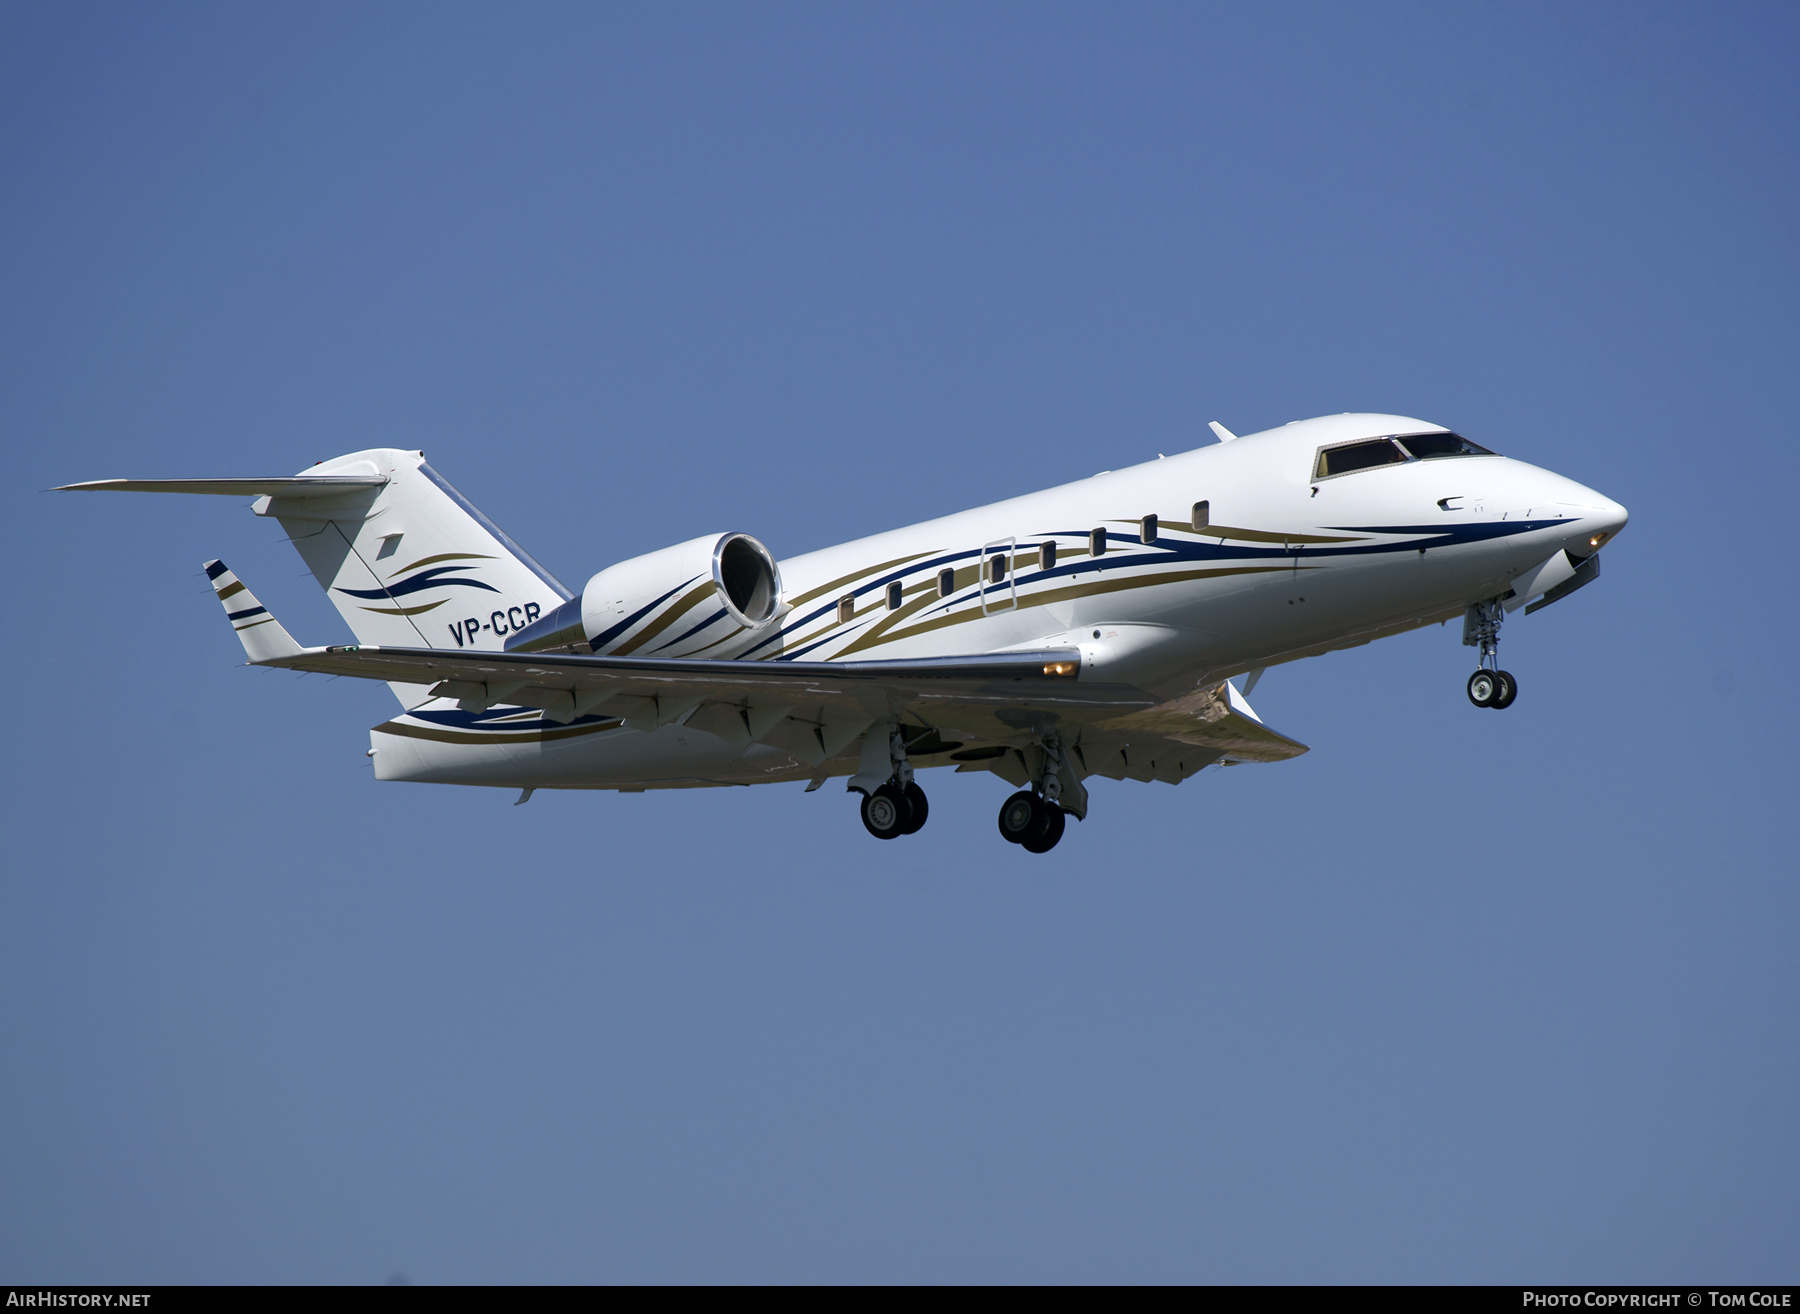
254;450;571;659
59;449;571;709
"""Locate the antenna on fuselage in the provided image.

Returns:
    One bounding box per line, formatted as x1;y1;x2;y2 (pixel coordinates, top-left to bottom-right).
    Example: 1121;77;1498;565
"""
1208;421;1238;443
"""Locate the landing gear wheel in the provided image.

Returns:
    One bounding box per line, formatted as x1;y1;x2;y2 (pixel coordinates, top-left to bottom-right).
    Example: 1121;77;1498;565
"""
997;790;1050;845
1021;805;1066;854
900;782;929;834
1467;669;1499;708
861;783;911;840
1492;670;1517;709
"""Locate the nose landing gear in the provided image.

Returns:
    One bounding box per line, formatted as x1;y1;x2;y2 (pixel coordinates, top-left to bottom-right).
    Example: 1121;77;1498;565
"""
1466;668;1516;709
1463;599;1518;709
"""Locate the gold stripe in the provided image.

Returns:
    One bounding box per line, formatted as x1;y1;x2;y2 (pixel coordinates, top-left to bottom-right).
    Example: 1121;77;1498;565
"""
1138;522;1364;545
785;564;978;652
216;580;247;601
389;551;497;577
359;599;449;616
684;622;752;658
786;522;1338;654
234;617;277;630
833;579;950;656
842;565;1307;654
786;550;937;608
611;581;716;657
373;716;622;746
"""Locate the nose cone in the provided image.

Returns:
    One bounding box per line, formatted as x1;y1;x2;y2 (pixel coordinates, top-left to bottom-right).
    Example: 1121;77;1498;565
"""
1564;487;1629;555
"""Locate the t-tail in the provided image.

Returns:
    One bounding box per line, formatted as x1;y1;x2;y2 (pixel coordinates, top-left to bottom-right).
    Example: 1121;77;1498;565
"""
58;449;572;701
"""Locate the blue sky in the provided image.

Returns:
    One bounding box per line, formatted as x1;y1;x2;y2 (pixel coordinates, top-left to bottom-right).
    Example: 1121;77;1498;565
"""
3;1;1796;1283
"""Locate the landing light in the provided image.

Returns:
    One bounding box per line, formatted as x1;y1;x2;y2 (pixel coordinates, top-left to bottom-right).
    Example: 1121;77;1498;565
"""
1043;661;1078;676
1589;533;1609;548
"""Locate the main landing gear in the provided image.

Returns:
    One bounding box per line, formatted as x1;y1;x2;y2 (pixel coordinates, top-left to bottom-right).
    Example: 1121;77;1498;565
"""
851;724;1083;852
861;780;929;840
855;724;930;840
996;732;1076;854
997;790;1067;853
1463;599;1518;710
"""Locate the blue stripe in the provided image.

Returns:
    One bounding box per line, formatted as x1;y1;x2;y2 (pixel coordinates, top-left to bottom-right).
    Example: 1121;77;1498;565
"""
749;520;1566;660
741;546;989;659
336;565;501;599
649;606;730;654
587;577;697;650
226;605;267;621
406;706;621;731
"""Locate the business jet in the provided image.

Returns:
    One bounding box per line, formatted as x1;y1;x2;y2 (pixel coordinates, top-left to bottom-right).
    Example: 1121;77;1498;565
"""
59;413;1626;852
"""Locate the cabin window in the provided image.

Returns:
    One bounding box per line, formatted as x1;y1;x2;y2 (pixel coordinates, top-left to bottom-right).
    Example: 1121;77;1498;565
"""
938;567;955;597
1315;438;1408;480
1192;500;1210;530
1090;528;1108;557
1041;541;1057;571
886;580;903;611
988;554;1007;585
1140;515;1158;545
1396;432;1495;460
837;595;854;625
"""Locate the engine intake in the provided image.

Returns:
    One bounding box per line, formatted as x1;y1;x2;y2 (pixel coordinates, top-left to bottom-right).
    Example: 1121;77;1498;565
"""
506;532;784;659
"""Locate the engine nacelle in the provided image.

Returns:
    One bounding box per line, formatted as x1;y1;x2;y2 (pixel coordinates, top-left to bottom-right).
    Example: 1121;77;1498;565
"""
507;532;784;659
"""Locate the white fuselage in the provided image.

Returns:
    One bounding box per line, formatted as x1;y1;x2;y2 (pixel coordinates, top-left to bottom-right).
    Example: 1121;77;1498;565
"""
369;413;1627;791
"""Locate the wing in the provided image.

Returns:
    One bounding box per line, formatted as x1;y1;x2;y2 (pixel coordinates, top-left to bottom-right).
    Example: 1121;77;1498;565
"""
203;559;1307;778
265;638;1157;734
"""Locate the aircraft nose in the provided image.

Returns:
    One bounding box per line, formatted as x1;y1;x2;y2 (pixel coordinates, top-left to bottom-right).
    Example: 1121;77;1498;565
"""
1585;498;1628;551
1559;485;1628;554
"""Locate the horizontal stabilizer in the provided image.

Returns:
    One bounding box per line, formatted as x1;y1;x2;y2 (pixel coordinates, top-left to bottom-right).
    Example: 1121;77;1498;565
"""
57;477;387;497
203;560;302;662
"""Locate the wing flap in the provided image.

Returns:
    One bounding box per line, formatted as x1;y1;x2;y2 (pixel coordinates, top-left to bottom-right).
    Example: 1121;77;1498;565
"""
1088;681;1307;763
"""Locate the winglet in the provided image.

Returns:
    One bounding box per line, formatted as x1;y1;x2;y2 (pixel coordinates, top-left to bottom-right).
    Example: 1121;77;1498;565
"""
203;560;303;662
1208;421;1238;443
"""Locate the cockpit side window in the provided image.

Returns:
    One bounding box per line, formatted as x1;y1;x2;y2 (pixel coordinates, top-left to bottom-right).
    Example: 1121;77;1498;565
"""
1397;432;1495;460
1315;438;1407;480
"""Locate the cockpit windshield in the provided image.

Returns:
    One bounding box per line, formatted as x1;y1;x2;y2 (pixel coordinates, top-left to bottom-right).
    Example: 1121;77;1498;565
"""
1396;432;1494;460
1316;439;1407;478
1314;431;1496;481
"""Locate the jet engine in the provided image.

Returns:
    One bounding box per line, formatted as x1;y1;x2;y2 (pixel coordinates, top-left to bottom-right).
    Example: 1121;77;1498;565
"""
507;532;784;659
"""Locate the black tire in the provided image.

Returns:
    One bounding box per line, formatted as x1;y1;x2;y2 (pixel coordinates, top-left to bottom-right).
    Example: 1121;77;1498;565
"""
900;782;929;834
1467;669;1498;708
1492;670;1518;709
997;790;1049;845
861;783;911;840
1021;806;1066;854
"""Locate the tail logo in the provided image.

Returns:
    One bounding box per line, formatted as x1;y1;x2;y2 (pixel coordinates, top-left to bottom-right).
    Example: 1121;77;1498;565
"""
335;552;501;617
